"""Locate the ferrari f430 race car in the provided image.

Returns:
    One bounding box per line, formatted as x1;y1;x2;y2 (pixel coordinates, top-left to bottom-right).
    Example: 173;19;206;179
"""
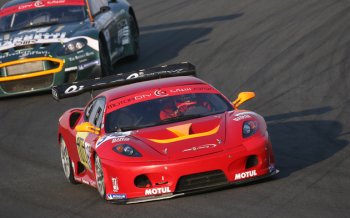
0;0;139;97
53;63;278;203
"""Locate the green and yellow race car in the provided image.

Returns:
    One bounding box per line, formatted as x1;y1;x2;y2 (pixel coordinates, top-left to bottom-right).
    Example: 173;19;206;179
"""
0;0;139;97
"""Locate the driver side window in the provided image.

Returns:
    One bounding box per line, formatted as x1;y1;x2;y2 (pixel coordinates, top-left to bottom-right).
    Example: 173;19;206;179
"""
89;0;109;16
84;97;106;128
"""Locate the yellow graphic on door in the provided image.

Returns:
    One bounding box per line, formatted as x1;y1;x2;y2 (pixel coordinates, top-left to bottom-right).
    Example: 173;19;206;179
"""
76;132;92;170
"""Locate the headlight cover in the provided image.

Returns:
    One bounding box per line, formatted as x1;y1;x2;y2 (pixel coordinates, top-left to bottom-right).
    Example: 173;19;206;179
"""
63;39;87;54
242;120;258;138
113;144;142;157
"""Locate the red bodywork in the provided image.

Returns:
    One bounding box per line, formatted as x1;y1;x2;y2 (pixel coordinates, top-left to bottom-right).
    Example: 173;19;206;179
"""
58;76;277;203
0;0;85;18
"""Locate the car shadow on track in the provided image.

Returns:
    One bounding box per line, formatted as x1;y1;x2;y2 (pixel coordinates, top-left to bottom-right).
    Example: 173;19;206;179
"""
139;14;243;32
115;13;243;72
266;106;348;179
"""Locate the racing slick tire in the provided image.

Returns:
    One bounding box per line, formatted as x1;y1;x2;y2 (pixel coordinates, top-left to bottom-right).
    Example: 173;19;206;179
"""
60;138;77;184
95;154;106;199
99;38;113;76
129;15;140;60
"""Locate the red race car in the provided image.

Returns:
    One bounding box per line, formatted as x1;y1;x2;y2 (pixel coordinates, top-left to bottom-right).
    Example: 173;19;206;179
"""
53;63;278;203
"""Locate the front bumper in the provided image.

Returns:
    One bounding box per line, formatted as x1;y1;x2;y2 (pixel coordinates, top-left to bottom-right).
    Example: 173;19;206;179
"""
101;134;278;203
0;51;100;98
114;168;279;204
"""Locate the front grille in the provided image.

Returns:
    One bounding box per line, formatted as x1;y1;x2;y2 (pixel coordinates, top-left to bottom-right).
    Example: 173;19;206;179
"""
6;61;44;76
0;74;53;93
175;170;228;193
0;58;62;77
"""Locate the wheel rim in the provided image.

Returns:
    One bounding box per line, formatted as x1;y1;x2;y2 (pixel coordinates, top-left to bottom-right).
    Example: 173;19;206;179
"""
95;155;105;197
60;139;71;179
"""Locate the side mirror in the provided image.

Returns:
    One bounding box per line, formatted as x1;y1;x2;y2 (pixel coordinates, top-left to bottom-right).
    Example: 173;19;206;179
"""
75;122;100;135
232;92;255;109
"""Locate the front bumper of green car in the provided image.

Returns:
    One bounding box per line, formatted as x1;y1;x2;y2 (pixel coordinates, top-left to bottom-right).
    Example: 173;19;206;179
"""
0;48;100;98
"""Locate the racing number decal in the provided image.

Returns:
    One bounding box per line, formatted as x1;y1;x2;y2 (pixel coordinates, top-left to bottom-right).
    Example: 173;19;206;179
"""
76;132;92;170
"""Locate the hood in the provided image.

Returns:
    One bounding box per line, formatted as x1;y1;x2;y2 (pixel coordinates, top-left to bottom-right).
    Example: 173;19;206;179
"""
0;21;91;59
133;114;227;160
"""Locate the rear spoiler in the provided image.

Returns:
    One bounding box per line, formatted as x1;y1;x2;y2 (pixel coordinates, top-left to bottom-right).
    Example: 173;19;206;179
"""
51;62;196;101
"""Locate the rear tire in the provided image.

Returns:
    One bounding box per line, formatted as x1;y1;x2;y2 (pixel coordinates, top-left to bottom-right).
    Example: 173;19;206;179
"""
99;38;113;76
128;15;140;60
60;138;77;184
95;154;106;199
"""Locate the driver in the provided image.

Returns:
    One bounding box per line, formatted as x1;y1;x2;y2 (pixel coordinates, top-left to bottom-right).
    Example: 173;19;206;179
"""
174;94;197;114
159;98;178;120
159;94;198;120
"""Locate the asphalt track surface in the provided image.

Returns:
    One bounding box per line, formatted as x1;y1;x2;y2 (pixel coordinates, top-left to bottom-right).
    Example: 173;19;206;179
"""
1;0;350;217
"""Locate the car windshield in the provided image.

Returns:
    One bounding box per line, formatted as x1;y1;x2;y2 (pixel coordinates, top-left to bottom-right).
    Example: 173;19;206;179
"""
105;93;233;133
0;6;86;33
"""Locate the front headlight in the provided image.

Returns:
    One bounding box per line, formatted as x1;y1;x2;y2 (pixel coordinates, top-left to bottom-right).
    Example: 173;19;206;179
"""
63;39;87;54
242;120;258;138
113;144;142;157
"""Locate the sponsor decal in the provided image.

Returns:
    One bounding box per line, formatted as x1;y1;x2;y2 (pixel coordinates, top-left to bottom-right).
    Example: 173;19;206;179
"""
0;35;99;53
233;114;252;121
234;170;257;180
0;50;51;59
64;66;78;72
76;132;92;170
106;194;127;200
96;134;131;149
68;52;95;62
0;32;67;47
64;85;84;94
111;177;119;192
18;27;50;35
0;0;85;18
111;137;130;143
52;89;58;99
145;187;171;196
106;84;218;113
34;1;45;8
126;71;144;80
154;89;168;97
78;60;100;70
119;25;130;45
182;144;217;152
125;69;185;80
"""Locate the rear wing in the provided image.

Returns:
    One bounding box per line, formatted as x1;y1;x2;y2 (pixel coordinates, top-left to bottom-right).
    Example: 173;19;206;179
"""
51;62;196;101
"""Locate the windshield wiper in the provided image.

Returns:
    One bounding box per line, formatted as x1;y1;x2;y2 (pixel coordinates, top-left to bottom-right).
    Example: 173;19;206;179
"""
114;122;160;132
111;114;208;132
160;114;207;124
25;20;60;28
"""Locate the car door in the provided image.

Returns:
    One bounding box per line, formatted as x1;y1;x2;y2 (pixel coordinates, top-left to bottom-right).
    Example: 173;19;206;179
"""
76;97;106;172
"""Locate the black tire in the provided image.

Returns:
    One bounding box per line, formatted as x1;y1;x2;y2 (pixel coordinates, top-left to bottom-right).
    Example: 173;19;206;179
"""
129;15;140;60
99;38;113;76
60;138;78;184
95;154;106;199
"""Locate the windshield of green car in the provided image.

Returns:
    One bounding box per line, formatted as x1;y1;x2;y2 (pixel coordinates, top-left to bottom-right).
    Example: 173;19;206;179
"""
105;93;234;133
0;6;86;33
